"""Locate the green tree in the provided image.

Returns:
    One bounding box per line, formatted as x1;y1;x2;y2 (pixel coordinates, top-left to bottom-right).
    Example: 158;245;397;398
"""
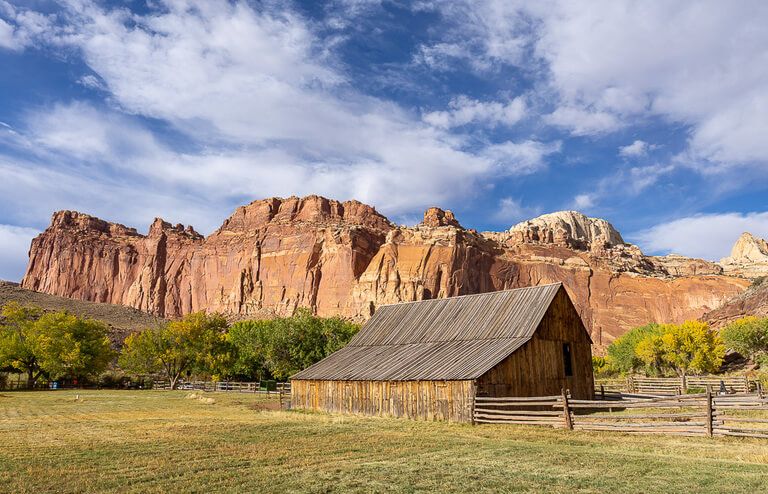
30;311;114;382
119;312;228;389
606;323;663;374
228;309;360;381
0;303;114;386
226;319;271;380
636;321;725;377
721;316;768;366
0;302;44;387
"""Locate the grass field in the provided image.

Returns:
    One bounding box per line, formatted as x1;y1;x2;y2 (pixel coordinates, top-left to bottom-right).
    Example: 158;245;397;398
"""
1;391;767;493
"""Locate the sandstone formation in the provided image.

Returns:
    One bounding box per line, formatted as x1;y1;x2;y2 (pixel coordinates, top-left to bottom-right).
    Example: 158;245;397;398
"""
704;280;768;329
22;196;751;346
719;232;768;278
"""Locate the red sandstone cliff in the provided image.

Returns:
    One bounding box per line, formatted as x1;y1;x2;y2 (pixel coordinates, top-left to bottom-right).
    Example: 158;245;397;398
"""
22;196;750;346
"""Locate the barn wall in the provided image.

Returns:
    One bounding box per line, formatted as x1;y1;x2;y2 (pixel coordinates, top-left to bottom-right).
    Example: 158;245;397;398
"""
476;287;595;399
291;379;476;422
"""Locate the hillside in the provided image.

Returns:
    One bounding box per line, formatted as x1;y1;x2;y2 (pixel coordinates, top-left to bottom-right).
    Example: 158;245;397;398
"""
0;280;164;344
20;195;752;346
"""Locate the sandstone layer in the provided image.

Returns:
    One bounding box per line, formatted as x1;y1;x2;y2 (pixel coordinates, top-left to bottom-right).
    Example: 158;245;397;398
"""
22;196;751;346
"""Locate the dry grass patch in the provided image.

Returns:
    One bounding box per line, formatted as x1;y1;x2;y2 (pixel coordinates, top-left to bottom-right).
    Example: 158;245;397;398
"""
1;390;767;493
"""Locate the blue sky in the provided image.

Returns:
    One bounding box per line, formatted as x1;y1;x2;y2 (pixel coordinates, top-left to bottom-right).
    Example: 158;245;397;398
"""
2;0;768;281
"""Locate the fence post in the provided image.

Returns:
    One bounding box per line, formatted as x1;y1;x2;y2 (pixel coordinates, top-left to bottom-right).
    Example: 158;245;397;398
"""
681;375;687;393
758;380;764;399
561;388;573;430
706;389;713;438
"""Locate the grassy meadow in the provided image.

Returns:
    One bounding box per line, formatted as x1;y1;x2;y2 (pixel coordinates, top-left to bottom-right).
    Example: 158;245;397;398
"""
1;390;767;493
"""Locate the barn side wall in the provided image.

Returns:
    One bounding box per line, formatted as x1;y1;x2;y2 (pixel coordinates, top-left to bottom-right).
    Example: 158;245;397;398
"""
476;288;595;399
291;379;476;422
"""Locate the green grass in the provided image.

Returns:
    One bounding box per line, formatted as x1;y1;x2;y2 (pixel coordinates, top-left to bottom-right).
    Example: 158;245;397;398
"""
1;391;767;493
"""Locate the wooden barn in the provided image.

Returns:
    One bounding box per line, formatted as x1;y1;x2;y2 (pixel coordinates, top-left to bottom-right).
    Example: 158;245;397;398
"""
291;283;594;422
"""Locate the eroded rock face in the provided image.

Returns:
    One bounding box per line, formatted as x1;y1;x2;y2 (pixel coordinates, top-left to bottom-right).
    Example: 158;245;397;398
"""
22;197;750;346
719;232;768;278
704;280;768;329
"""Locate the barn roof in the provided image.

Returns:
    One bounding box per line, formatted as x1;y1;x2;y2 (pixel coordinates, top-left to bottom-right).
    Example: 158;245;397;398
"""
292;283;565;381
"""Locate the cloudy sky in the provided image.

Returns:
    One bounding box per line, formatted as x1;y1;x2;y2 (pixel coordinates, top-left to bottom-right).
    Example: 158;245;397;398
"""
1;0;768;280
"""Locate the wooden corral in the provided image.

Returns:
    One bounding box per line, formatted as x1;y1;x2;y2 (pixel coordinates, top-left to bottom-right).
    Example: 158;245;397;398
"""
291;283;594;423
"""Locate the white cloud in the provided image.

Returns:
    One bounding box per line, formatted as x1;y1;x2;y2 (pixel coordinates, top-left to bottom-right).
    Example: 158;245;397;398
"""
619;140;649;157
0;224;39;281
0;1;53;50
572;194;594;210
421;1;768;175
632;212;768;260
423;95;526;129
494;197;540;225
545;106;622;135
0;0;564;233
481;139;561;175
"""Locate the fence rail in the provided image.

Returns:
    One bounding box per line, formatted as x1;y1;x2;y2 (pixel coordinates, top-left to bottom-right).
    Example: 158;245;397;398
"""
474;390;768;439
595;375;757;395
152;380;291;394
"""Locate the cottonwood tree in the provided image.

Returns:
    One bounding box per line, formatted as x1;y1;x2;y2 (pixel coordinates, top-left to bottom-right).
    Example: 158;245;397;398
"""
119;312;228;389
0;302;113;386
0;302;45;387
606;323;664;374
31;312;114;382
228;309;359;381
636;321;725;378
721;316;768;366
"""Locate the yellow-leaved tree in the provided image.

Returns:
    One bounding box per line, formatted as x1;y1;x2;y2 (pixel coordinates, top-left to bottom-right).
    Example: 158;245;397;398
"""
635;321;725;377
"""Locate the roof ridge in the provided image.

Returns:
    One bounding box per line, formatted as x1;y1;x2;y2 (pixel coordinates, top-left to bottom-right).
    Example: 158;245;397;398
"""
375;282;562;308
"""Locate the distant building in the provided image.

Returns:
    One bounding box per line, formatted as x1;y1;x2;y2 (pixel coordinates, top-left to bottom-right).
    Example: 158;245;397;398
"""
291;283;594;422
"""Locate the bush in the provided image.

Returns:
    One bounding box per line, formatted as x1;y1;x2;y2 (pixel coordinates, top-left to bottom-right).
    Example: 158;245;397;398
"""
99;370;128;388
721;316;768;367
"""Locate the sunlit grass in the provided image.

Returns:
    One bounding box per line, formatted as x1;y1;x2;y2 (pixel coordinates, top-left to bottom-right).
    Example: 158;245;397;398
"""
1;390;767;493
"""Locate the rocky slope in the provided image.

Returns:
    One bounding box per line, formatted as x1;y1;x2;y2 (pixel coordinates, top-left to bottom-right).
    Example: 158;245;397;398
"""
22;197;751;346
704;278;768;329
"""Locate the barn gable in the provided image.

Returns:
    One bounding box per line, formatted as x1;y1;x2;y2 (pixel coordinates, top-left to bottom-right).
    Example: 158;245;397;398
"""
292;283;568;381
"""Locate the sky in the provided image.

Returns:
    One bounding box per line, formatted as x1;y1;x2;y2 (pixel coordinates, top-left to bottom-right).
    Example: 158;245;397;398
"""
1;0;768;281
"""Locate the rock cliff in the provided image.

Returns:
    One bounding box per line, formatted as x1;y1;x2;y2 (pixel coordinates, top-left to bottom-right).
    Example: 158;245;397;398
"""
704;280;768;329
22;196;751;346
720;232;768;278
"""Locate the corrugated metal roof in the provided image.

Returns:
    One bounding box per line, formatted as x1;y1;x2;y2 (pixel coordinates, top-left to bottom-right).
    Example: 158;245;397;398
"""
292;283;563;381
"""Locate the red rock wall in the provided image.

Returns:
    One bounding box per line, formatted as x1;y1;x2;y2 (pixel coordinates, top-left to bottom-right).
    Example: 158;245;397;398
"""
21;196;750;345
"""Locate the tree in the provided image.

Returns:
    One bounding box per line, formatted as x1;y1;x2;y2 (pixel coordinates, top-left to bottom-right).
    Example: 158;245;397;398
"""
0;302;44;387
227;309;360;381
0;303;114;386
226;319;271;380
30;311;114;382
119;312;228;389
721;316;768;366
636;321;725;377
634;329;669;376
606;323;663;374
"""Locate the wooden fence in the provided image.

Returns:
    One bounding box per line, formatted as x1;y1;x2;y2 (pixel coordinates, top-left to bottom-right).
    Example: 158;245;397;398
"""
473;390;768;439
152;380;291;394
595;375;757;395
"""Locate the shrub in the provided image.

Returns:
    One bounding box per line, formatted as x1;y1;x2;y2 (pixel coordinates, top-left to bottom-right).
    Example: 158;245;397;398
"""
721;316;768;367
